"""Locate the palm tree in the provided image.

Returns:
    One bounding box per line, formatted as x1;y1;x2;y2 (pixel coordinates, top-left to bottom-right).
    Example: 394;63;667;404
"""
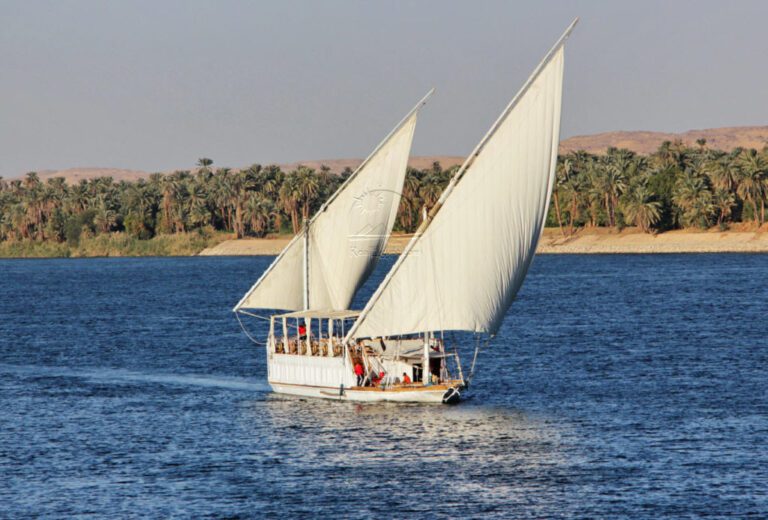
229;170;253;239
704;152;739;192
294;166;320;222
584;161;606;227
397;170;421;232
93;196;117;233
186;181;210;229
430;161;443;176
553;157;573;235
244;193;274;237
196;158;214;175
279;175;301;233
9;202;29;239
603;148;633;227
211;170;234;231
23;171;40;189
418;173;445;217
621;186;661;233
259;165;282;199
165;172;194;233
712;188;736;227
736;149;767;225
67;182;90;214
673;172;714;228
122;183;156;238
560;170;585;234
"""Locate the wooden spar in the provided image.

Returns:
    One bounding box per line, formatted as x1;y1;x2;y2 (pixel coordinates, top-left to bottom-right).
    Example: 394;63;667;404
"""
302;217;309;310
343;18;578;342
422;332;430;384
232;88;435;313
282;317;288;353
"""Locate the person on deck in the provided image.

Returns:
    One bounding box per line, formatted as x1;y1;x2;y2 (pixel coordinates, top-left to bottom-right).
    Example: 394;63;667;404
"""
354;362;364;386
298;323;307;341
402;372;412;385
372;371;385;387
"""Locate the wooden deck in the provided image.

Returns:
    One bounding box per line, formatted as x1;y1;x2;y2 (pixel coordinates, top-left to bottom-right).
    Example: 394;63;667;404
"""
349;380;463;393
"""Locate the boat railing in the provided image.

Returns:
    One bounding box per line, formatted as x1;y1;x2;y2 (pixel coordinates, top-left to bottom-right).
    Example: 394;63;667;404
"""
273;336;345;358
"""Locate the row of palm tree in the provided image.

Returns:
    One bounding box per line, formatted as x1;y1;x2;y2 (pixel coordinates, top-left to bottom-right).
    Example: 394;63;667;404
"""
551;141;768;234
1;142;767;244
0;157;461;244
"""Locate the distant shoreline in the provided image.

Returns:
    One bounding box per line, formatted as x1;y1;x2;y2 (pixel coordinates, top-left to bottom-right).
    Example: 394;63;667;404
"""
2;228;768;258
535;228;768;254
199;228;768;256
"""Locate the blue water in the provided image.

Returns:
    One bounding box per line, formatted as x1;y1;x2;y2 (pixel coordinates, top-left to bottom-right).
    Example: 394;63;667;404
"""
1;254;766;518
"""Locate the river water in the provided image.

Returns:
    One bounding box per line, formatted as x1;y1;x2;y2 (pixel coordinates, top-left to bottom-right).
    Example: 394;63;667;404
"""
1;254;766;518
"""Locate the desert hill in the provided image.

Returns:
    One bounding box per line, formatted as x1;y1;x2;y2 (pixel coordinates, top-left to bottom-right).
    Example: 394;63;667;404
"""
278;155;465;176
31;167;152;184
559;126;768;155
20;156;465;184
12;126;768;183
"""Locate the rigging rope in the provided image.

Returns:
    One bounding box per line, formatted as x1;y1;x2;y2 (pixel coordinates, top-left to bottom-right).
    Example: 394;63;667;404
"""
235;312;268;346
237;309;272;321
466;334;491;386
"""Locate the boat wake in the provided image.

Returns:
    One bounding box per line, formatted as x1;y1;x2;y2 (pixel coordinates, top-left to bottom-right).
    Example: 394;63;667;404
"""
0;364;268;392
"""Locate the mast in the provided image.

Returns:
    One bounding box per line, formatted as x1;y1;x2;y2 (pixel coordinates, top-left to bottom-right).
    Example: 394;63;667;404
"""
302;217;309;310
343;18;577;342
423;331;430;384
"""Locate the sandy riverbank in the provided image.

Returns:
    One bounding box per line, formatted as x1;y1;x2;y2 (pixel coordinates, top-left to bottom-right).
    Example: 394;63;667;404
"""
198;228;768;256
198;234;415;256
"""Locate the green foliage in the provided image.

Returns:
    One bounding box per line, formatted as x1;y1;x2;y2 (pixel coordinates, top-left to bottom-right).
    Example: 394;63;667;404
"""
64;209;96;246
552;143;768;234
2;145;767;257
0;231;229;258
645;166;677;231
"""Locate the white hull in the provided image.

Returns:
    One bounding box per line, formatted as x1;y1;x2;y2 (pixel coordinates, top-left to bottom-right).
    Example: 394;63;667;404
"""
269;381;455;403
267;352;461;404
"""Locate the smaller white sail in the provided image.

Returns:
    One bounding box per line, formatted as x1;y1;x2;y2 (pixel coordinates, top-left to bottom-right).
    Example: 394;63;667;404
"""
234;90;433;312
346;20;576;340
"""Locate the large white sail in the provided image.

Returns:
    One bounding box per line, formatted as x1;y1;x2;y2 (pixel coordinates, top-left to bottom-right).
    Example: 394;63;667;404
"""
347;22;575;339
234;91;432;312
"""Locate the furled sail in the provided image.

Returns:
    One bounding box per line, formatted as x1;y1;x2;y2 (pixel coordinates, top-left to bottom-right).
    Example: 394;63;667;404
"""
346;21;576;339
234;90;433;312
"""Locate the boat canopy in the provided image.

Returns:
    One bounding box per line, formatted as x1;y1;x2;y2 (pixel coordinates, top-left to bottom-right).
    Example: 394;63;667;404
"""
345;20;576;340
274;309;361;320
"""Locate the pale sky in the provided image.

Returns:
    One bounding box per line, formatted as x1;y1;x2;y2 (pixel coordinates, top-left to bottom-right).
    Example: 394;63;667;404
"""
2;0;767;178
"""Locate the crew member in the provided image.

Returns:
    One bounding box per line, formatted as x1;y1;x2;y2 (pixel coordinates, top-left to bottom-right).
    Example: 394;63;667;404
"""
298;323;307;341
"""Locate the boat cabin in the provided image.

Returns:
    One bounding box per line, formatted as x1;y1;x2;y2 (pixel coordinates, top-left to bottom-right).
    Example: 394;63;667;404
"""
267;310;464;389
268;309;359;357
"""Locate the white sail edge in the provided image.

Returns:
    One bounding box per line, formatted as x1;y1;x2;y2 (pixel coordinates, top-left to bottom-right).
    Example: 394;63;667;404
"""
434;17;577;204
233;88;435;313
343;19;577;341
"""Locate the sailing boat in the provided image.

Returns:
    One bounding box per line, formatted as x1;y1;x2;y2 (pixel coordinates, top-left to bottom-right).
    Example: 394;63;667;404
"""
235;19;577;404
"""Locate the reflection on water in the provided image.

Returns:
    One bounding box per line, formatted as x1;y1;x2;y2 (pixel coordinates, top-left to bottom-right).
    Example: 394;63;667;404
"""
241;395;570;516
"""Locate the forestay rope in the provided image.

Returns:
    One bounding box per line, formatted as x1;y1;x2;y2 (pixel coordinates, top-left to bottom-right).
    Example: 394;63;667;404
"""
466;334;492;387
235;312;268;346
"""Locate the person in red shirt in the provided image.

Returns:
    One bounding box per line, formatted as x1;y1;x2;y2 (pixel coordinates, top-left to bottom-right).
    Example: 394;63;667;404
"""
298;323;307;340
402;372;412;385
372;371;385;387
354;362;364;386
